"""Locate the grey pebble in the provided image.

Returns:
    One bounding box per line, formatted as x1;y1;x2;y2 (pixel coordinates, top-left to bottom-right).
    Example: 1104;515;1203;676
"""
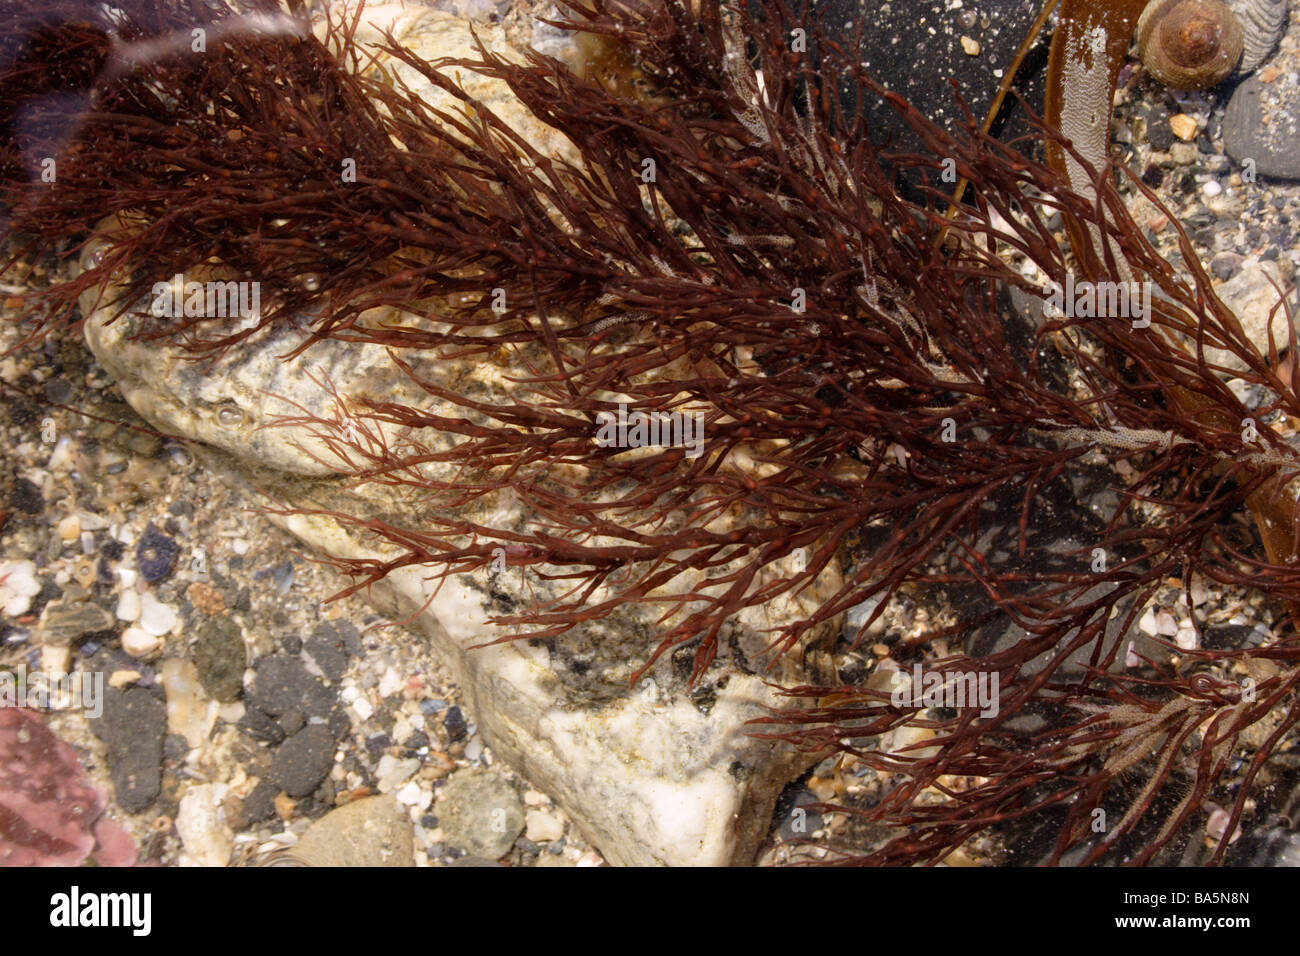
1140;103;1174;151
434;768;524;860
1211;252;1245;281
1224;76;1300;181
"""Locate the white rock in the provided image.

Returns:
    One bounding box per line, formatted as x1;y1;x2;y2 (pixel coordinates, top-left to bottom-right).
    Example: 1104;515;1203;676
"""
352;697;374;721
525;810;565;843
40;643;71;676
115;588;141;623
77;510;110;531
120;626;162;658
0;560;42;617
161;658;214;748
218;701;246;724
1138;606;1159;637
376;757;419;793
379;666;402;698
138;592;178;636
1157;611;1179;637
392;714;412;744
48;439;74;473
1190;576;1209;607
394;781;422;806
108;669;142;689
176;784;234;866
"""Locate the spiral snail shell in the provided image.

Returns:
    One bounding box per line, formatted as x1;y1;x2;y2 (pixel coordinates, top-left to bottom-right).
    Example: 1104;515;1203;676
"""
1136;0;1245;89
1137;0;1289;89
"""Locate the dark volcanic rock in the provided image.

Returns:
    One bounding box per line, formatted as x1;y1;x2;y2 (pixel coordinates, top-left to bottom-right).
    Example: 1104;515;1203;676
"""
305;620;355;682
136;522;180;583
248;654;335;719
443;705;468;743
271;724;335;798
90;686;167;812
237;704;285;744
192;615;246;702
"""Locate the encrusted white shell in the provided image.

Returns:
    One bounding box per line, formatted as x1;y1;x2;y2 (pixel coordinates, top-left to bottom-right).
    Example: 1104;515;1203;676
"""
1229;0;1289;73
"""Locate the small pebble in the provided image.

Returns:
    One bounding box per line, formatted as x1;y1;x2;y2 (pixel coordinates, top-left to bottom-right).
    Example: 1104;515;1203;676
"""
121;626;163;658
443;705;467;742
1169;142;1199;165
138;592;178;636
187;581;225;616
524;810;564;843
1169;113;1198;142
395;781;422;806
108;669;143;689
136;522;179;583
115;589;141;623
0;560;41;616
